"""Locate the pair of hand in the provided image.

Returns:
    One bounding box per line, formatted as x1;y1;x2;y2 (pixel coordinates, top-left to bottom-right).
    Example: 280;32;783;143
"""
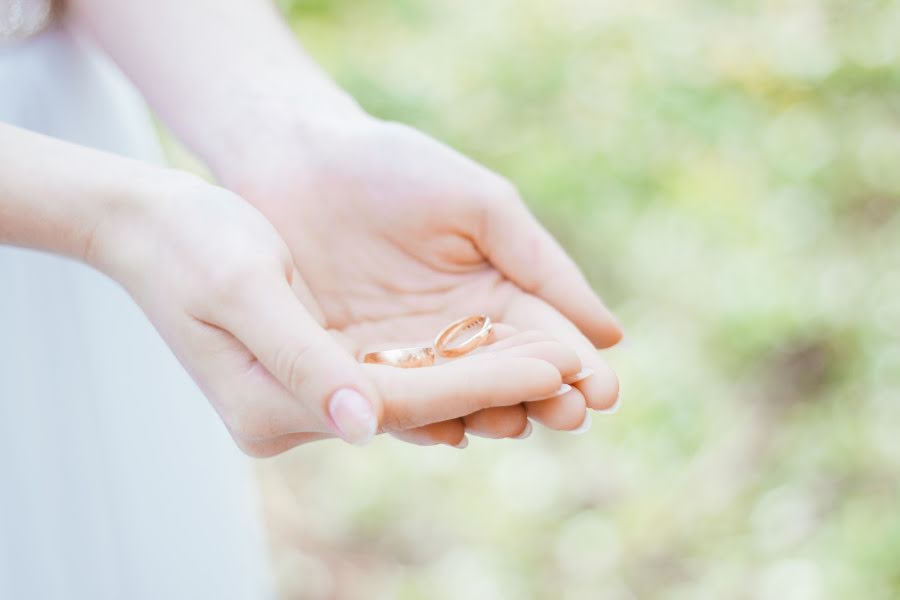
89;118;622;456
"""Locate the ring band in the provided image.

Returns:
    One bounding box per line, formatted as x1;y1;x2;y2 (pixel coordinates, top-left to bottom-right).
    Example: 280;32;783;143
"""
434;315;493;358
363;346;435;368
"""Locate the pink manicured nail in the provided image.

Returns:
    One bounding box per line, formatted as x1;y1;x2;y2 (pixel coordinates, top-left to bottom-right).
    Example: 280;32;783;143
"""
514;421;533;440
328;389;377;445
563;368;594;385
569;412;592;435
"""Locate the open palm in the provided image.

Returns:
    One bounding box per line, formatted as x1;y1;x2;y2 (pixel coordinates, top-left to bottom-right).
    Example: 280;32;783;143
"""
237;120;623;440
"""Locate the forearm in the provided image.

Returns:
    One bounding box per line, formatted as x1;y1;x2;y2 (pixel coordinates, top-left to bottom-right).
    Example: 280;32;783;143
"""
0;123;129;260
68;0;366;182
0;121;177;275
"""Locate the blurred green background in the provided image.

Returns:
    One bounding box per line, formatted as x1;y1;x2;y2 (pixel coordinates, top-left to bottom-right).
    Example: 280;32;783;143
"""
234;1;900;598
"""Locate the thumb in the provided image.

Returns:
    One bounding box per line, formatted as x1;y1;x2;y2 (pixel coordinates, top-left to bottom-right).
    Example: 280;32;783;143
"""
474;182;623;348
220;275;382;445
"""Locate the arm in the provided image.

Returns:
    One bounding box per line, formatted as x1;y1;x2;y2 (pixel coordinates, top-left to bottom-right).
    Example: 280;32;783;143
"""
0;121;136;261
0;122;572;451
67;0;362;181
68;0;622;441
67;0;622;349
0;122;381;450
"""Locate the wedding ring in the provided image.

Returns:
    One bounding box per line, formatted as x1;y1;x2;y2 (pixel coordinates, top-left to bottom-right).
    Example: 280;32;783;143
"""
434;315;493;358
363;346;435;368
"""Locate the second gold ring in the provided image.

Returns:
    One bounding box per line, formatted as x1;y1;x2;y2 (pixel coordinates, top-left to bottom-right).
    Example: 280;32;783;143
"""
434;314;493;358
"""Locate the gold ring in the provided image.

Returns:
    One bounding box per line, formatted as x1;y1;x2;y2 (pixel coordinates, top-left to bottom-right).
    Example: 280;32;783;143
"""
434;315;493;358
363;346;435;368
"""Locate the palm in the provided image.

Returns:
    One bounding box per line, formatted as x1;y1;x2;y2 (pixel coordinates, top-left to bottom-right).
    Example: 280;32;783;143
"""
249;122;522;354
240;119;621;437
330;255;513;357
303;214;514;354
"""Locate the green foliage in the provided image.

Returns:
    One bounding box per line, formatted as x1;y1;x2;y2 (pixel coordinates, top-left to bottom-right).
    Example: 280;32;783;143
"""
259;1;900;598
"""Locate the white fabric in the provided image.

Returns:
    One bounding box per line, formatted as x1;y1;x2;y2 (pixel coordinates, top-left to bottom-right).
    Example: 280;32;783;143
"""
0;25;274;600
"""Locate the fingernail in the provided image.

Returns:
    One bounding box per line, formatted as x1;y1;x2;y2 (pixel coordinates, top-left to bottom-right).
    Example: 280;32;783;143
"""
514;421;533;440
328;389;377;445
596;396;621;415
535;383;572;401
569;412;592;435
563;368;594;385
454;435;469;449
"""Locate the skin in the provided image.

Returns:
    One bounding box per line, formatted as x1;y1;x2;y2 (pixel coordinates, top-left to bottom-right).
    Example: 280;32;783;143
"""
231;118;623;443
68;0;624;446
0;123;578;455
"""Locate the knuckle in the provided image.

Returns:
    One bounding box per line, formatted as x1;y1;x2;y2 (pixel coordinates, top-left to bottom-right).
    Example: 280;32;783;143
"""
491;176;522;203
190;246;289;318
478;177;518;216
273;339;316;397
204;260;270;310
384;410;417;432
473;174;523;211
541;340;581;373
528;358;564;391
379;374;422;431
463;171;520;213
476;406;527;438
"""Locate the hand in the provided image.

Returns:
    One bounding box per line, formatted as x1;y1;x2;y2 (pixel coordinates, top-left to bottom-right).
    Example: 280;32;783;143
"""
66;0;622;444
87;169;575;455
228;117;623;443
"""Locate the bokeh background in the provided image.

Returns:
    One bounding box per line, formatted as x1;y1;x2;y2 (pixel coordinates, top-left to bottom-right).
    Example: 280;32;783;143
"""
193;1;900;598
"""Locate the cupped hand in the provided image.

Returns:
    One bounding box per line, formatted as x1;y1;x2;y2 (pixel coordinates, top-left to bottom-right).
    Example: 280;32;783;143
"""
87;170;575;455
228;118;623;442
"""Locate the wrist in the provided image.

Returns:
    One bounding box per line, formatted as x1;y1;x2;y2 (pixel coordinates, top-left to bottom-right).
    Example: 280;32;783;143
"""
84;165;197;281
204;85;378;195
0;124;180;269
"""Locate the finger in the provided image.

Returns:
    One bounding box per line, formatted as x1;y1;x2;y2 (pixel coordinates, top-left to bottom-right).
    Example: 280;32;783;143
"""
463;326;578;438
172;314;335;455
236;432;332;458
460;323;533;441
489;322;520;340
484;327;592;381
376;325;577;442
474;183;623;348
414;336;579;439
390;419;468;448
457;312;590;432
463;404;531;439
476;325;552;351
247;424;471;456
367;356;562;430
289;267;327;327
214;272;382;445
503;293;620;411
481;339;581;381
391;324;527;443
525;386;590;432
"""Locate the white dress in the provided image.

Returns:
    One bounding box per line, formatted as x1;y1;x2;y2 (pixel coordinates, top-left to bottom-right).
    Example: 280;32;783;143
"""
0;16;274;600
